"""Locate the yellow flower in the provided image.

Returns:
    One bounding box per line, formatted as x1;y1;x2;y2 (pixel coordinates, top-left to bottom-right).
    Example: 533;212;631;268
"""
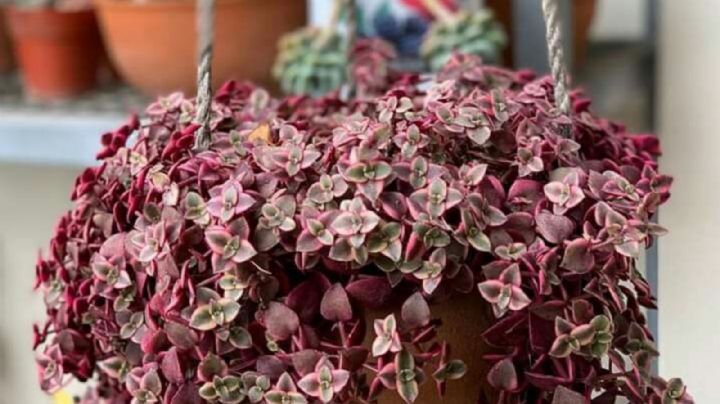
53;390;73;404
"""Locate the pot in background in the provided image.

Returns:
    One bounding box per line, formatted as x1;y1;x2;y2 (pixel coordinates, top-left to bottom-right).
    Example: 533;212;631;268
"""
366;293;497;404
573;0;598;68
94;0;306;96
5;6;104;99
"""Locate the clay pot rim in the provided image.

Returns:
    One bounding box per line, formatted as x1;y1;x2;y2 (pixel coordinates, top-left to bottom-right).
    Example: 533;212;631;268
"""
94;0;248;11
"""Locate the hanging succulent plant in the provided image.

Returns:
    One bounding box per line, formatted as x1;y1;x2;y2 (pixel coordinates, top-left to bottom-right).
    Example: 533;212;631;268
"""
420;7;507;71
32;52;692;403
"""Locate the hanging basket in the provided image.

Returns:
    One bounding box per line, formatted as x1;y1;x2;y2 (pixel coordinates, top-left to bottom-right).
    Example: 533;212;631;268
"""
31;1;692;403
366;293;497;403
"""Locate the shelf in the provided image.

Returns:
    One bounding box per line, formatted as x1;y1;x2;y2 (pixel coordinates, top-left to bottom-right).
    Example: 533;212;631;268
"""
0;113;126;167
0;74;148;167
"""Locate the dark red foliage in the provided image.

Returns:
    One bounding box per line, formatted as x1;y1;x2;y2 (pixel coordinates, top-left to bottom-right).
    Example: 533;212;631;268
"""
34;53;690;404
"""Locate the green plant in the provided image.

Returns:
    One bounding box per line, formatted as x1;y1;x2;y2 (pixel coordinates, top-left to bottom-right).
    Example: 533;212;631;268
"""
420;0;506;71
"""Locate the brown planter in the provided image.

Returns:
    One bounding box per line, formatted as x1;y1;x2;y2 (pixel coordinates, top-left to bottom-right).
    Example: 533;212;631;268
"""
366;293;497;404
0;7;15;73
94;0;306;96
5;7;104;99
573;0;598;68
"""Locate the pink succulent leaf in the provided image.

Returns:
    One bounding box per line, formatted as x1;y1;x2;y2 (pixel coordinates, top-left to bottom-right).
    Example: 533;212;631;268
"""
254;227;280;252
329;238;353;262
433;359;467;382
544;173;585;215
487;358;518;392
401;292;431;328
297;359;349;403
165;321;198;350
205;227;232;254
655;378;694;404
508;286;532;311
189;298;239;331
36;345;64;393
516;138;544;177
98;356;130;381
344;161;392;183
456;210;489;250
265;372;308;404
478;280;505;304
261;302;300;341
561;238;596;273
345;276;394;309
140;369;162;395
421;276;443;295
555;317;576;336
296;230;324;253
357;180;385;202
331;214;360;236
459;163;488;187
495;242;527;261
551;385;586;404
372;314;402;357
499;263;522;286
320;283;353;322
479;264;531;316
536;211;575;244
413;248;446;294
198;375;244;403
231;239;257;263
120;312;146;342
394;350;420;403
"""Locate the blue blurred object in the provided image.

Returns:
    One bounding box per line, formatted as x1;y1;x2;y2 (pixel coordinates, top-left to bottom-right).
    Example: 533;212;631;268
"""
361;0;431;57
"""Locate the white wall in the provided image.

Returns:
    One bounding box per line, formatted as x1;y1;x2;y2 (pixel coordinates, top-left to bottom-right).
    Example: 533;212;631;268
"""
590;0;647;41
658;1;720;402
309;0;332;26
0;163;81;403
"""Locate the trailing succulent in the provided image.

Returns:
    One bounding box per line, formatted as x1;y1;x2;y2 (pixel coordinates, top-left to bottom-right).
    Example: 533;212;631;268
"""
34;52;690;404
421;10;507;71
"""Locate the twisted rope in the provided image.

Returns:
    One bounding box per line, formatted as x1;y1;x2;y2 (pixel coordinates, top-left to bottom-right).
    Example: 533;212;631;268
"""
193;0;215;150
541;0;571;120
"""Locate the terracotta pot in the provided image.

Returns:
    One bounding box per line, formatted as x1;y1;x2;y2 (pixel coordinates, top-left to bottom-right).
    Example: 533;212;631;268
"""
485;0;513;67
94;0;306;96
5;6;104;99
0;7;15;73
366;293;497;404
573;0;598;68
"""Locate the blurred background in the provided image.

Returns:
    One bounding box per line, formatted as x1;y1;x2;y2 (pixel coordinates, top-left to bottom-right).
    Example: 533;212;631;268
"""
0;0;715;402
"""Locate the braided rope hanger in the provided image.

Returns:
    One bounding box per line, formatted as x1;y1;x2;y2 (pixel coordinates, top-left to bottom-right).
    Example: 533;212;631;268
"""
194;0;215;151
541;0;572;132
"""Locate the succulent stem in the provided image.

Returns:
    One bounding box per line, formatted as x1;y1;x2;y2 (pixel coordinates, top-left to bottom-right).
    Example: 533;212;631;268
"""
315;0;347;49
419;0;456;24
